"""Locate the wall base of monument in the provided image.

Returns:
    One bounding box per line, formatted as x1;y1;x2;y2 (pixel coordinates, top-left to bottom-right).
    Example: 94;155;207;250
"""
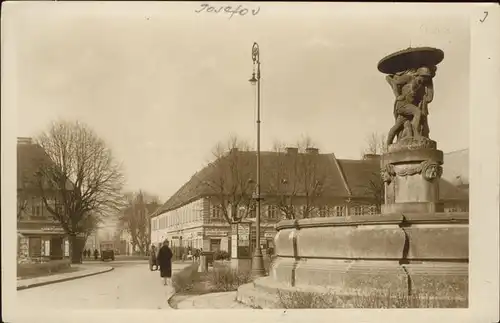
236;213;469;308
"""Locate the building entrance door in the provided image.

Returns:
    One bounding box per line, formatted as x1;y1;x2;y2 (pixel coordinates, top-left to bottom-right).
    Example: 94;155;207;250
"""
50;237;63;260
29;237;42;259
210;239;221;252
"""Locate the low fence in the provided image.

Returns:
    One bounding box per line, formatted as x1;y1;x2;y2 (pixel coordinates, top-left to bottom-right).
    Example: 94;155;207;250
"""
17;259;71;278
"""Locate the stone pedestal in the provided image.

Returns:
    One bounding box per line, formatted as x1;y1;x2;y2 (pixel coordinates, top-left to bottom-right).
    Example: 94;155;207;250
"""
381;138;444;215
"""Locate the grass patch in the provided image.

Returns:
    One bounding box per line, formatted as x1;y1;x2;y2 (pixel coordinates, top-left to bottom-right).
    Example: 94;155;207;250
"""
169;262;254;308
276;290;468;309
208;265;252;292
173;264;252;294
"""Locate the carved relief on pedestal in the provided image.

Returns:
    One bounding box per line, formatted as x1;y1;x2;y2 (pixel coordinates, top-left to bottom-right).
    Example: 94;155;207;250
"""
421;160;443;181
381;164;395;184
381;160;442;183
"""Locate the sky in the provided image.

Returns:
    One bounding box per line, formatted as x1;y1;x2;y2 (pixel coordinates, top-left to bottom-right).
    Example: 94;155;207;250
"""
6;2;470;202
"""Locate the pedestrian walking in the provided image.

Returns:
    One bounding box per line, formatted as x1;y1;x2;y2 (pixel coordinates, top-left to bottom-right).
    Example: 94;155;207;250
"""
94;249;99;260
149;245;158;271
156;239;173;286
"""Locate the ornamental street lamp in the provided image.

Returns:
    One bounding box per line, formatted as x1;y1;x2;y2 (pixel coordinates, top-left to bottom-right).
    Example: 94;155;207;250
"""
249;42;265;277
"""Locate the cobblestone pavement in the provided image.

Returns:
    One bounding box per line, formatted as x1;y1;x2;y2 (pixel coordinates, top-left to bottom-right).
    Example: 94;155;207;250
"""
16;262;190;310
175;291;251;309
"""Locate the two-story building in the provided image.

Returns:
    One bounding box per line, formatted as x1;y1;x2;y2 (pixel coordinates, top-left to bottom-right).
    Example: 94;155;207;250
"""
17;137;68;263
150;148;469;254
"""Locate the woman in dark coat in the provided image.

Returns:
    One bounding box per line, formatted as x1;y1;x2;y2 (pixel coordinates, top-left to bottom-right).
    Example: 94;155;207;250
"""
156;240;173;286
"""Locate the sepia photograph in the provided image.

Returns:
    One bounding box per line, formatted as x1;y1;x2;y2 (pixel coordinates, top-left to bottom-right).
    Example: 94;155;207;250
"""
1;2;499;322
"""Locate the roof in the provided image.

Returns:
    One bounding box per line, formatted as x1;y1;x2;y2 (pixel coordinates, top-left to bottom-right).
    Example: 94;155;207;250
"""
17;141;53;190
154;150;469;217
17;139;74;191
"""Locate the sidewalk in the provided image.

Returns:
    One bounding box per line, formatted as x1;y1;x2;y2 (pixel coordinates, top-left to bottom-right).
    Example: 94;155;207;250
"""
17;264;113;291
175;291;251;309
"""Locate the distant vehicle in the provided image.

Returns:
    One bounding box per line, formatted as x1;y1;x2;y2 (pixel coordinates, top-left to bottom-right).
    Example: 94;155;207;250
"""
101;249;115;261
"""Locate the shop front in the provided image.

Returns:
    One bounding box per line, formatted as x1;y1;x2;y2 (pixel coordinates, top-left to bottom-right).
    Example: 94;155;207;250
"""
204;228;229;252
17;222;67;263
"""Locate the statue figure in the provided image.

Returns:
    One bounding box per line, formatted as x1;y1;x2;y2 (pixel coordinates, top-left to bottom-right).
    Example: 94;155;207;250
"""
385;66;436;146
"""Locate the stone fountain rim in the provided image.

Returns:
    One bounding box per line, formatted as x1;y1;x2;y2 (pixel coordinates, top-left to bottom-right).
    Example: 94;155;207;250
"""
275;212;469;230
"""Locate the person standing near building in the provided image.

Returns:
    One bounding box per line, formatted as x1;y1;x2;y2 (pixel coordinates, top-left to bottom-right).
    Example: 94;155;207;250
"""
156;240;173;286
149;245;158;271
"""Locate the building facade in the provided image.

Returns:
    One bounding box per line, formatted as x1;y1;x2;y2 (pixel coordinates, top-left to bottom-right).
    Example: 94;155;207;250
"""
17;137;68;263
151;148;469;254
151;197;279;254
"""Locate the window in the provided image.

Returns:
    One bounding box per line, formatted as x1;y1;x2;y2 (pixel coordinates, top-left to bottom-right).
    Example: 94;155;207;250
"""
353;206;363;216
368;205;377;215
211;206;221;219
43;239;50;256
267;205;278;219
31;197;36;216
319;207;328;217
56;204;63;215
334;206;344;217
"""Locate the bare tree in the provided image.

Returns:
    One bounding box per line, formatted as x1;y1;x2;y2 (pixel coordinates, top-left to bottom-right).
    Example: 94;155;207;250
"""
35;121;125;263
79;213;102;242
267;136;326;220
198;135;256;224
361;132;387;157
361;132;387;213
119;190;160;255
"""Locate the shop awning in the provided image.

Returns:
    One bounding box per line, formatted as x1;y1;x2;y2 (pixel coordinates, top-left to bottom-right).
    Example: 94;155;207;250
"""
18;229;66;236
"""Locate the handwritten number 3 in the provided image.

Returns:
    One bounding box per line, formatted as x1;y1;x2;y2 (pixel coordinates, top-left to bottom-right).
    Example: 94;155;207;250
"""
480;11;488;23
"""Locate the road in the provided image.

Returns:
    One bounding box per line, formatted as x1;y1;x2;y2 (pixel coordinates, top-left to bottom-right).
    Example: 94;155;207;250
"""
16;260;188;310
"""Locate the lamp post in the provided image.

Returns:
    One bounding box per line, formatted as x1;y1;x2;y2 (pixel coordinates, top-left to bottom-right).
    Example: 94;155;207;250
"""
249;42;265;277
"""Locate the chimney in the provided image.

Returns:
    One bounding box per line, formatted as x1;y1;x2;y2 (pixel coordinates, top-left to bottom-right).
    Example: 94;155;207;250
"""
305;147;319;154
363;153;381;161
17;137;33;145
285;147;298;155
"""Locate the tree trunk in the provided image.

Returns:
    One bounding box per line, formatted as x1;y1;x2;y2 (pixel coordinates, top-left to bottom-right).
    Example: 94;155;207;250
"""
69;234;85;264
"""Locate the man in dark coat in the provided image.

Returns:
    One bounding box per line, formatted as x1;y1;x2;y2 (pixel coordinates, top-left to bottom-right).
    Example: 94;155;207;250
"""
156;240;173;286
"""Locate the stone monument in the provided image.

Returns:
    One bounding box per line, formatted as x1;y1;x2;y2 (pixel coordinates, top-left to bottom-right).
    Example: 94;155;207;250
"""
379;47;445;215
236;47;468;309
